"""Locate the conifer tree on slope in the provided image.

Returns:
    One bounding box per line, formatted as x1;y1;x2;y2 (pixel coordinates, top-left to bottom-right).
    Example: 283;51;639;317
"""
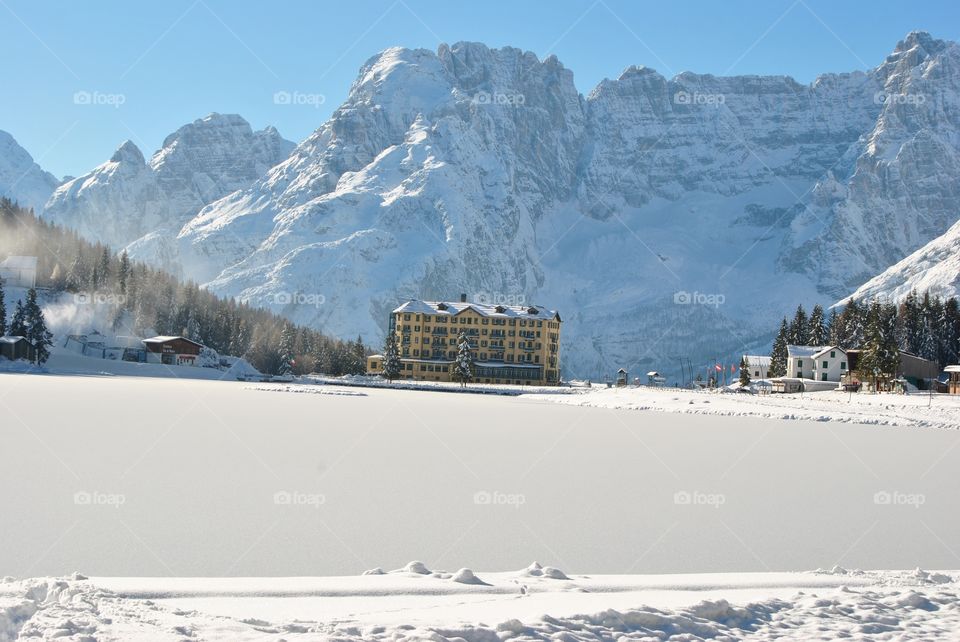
453;332;474;387
24;288;53;365
381;332;402;381
770;318;789;377
860;300;900;390
10;299;27;337
809;304;828;346
827;308;842;346
738;356;751;387
787;305;809;345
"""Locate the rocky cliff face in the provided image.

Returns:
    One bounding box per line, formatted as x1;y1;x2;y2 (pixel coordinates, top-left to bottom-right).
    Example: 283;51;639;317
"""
42;113;294;272
0;130;60;212
781;32;960;296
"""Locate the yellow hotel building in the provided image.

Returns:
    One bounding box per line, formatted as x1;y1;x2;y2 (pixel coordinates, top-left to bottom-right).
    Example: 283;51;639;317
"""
367;295;562;385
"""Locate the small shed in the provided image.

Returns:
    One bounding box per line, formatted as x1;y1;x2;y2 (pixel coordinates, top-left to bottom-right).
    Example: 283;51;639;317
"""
646;371;666;386
616;368;628;387
945;365;960;395
0;336;36;362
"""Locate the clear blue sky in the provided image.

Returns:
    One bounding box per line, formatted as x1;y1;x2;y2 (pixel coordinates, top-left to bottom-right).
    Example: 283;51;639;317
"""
2;0;957;178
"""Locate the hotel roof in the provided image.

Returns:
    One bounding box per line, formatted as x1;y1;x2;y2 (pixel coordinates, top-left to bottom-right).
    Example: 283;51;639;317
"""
393;299;560;320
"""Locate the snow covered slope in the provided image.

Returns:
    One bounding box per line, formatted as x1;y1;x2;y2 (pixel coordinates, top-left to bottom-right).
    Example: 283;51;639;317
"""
842;218;960;303
42;114;293;273
169;35;960;378
0;130;60;212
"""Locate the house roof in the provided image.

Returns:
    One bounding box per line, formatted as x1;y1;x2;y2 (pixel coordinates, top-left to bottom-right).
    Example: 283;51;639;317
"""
0;335;29;344
810;346;845;360
142;336;203;347
786;345;829;358
0;255;37;270
742;355;771;367
393;299;560;321
944;365;960;373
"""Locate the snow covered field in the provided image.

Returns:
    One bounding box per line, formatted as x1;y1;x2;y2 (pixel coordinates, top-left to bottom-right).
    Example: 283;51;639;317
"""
2;372;960;639
2;568;958;640
530;384;960;430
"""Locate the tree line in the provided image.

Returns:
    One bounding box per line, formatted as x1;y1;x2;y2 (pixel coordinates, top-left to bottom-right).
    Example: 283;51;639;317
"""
0;198;369;375
767;293;960;380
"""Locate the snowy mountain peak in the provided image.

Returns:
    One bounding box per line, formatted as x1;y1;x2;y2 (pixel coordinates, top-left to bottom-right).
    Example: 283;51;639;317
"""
0;130;60;212
891;30;946;58
110;140;146;165
43;113;294;262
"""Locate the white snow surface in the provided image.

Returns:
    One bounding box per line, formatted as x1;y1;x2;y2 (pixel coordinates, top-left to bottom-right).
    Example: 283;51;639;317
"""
2;373;960;580
1;569;958;640
529;384;960;430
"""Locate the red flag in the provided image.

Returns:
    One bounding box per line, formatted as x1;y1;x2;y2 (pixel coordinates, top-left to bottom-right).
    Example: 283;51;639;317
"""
714;364;722;372
731;364;736;373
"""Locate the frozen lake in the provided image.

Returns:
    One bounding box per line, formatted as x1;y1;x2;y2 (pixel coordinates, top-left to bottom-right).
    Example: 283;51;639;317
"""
1;373;958;577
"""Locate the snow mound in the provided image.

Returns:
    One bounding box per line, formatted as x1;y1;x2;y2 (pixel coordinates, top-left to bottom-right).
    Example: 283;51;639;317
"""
361;567;386;576
395;561;431;575
450;568;489;586
519;562;569;579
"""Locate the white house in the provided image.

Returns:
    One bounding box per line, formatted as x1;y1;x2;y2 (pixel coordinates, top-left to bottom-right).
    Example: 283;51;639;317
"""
741;355;771;379
786;345;848;382
0;255;38;288
810;346;848;382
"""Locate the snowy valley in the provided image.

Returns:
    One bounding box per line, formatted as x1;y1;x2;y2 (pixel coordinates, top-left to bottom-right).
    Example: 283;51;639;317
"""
1;31;957;379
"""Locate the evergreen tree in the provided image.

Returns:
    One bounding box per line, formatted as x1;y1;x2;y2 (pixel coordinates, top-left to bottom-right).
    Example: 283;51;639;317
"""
787;305;809;345
351;335;366;374
827;308;841;346
381;333;402;380
770;318;789;377
453;332;474;386
836;299;866;348
185;313;202;343
809;304;828;345
97;247;111;287
10;300;27;337
0;282;6;335
943;297;960;366
278;323;296;375
738;356;751;386
859;299;900;390
23;288;53;365
118;250;130;294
